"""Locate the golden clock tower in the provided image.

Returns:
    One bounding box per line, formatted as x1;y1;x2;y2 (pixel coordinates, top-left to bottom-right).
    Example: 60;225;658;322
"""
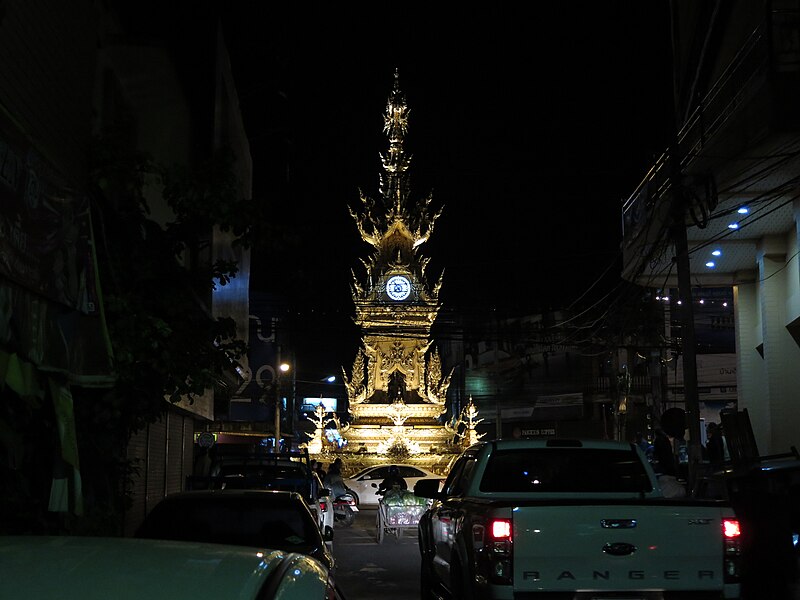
341;72;456;455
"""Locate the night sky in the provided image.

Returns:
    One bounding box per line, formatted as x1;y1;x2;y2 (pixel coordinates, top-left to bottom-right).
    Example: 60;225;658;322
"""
218;4;676;375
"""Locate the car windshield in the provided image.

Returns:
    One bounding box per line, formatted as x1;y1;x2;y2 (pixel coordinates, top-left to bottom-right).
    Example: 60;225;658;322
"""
480;448;653;494
398;466;425;478
347;467;375;479
216;464;312;495
136;496;321;550
220;464;307;478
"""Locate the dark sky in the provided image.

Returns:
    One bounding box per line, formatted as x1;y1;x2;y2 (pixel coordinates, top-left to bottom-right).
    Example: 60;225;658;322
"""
219;5;675;374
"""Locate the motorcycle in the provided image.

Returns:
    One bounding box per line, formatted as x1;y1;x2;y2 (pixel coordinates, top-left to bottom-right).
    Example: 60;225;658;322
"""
332;493;358;528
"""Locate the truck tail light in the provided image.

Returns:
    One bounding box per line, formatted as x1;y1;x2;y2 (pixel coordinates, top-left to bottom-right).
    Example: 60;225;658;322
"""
473;518;513;586
491;519;512;539
722;517;742;583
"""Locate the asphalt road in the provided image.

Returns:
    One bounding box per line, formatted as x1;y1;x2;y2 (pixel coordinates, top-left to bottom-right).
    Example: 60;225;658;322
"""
332;507;421;600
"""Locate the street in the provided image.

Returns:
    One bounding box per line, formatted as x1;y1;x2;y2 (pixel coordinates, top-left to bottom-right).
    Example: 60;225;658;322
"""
332;507;421;600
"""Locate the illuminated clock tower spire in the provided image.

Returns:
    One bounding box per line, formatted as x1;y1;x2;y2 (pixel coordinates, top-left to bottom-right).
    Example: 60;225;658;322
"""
342;71;454;456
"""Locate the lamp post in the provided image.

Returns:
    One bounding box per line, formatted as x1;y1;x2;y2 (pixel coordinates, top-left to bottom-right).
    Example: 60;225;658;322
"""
274;362;291;453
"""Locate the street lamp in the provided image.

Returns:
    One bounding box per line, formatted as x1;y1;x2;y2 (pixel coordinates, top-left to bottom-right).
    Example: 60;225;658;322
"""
274;362;291;453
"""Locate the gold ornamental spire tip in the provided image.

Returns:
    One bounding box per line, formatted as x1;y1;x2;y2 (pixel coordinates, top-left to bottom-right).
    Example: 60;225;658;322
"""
382;70;410;215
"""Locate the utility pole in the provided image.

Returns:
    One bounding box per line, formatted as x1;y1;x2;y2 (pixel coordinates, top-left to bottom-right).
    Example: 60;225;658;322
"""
273;362;291;453
274;377;282;453
669;145;703;491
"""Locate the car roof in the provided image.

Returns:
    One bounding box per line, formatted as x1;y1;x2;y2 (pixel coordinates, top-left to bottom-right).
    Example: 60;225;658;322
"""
155;489;317;511
161;489;305;501
463;438;639;458
345;463;435;478
0;536;326;599
479;438;636;450
358;463;431;470
219;459;307;467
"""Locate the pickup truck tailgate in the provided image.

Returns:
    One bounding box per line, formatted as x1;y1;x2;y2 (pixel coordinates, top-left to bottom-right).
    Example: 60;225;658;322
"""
513;504;725;593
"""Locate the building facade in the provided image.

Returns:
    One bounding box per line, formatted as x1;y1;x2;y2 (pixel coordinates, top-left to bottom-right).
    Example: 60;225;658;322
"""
0;2;252;534
621;0;800;455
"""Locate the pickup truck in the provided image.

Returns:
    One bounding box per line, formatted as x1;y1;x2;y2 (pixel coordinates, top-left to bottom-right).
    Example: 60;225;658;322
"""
414;438;742;600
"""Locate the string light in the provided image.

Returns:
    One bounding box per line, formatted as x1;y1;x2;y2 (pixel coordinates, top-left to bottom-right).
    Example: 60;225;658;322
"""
651;293;732;308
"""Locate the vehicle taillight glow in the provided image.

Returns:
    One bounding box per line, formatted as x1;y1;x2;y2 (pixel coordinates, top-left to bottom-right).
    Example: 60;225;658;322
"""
723;518;741;538
722;518;742;584
477;519;513;585
319;501;328;512
490;519;512;540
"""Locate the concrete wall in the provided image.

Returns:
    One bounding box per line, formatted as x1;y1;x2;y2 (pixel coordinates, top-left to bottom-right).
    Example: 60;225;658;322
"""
736;225;800;455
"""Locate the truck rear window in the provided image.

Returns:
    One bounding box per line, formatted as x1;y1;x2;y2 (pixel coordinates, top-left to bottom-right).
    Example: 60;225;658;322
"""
480;448;653;494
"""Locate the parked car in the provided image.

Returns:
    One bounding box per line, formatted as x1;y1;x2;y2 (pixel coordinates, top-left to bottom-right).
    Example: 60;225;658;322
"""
343;463;442;507
0;536;344;600
310;470;335;539
187;447;334;541
135;489;335;572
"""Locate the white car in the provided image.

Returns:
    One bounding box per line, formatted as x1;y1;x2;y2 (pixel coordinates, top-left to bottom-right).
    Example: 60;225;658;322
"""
310;471;335;543
0;536;344;600
343;464;442;507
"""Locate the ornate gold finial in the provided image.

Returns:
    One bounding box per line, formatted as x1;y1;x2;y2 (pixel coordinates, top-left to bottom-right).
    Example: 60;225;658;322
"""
380;69;411;215
349;72;442;257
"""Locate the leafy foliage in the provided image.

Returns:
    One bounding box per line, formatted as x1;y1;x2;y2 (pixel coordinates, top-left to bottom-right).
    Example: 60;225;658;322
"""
90;135;250;435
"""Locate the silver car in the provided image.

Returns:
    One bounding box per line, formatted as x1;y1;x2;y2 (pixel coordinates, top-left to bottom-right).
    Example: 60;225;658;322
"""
0;536;343;599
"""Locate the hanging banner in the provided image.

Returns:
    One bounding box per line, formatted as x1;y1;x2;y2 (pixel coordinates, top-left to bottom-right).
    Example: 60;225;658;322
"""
48;378;83;515
0;120;98;314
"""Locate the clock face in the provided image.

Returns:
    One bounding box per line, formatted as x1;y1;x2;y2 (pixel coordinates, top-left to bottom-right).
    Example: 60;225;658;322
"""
386;275;411;301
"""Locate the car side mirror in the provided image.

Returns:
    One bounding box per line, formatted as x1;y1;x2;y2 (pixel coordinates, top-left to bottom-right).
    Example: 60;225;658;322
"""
414;478;444;500
323;526;334;542
319;488;332;498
